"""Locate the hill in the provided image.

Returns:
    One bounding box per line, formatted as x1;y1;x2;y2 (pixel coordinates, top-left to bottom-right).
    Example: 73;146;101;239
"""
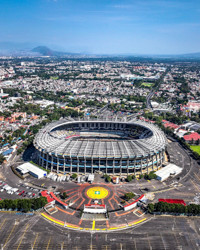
31;46;53;56
31;46;80;57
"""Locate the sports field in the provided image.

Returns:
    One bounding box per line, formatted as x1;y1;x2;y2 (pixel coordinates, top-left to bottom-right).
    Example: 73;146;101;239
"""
50;76;59;80
141;82;154;87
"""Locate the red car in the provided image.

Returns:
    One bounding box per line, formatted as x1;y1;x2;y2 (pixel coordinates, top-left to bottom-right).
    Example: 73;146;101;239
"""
18;190;25;196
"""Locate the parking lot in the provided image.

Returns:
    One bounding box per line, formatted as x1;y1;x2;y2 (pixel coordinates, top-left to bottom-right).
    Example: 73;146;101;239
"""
0;213;199;249
0;181;41;200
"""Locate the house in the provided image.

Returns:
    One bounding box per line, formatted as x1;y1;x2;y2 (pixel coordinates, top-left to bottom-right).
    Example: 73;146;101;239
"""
183;132;200;144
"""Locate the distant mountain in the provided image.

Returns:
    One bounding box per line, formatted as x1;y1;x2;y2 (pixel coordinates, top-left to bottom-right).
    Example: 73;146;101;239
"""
178;52;200;58
31;46;81;57
120;52;200;59
0;42;200;59
31;46;54;56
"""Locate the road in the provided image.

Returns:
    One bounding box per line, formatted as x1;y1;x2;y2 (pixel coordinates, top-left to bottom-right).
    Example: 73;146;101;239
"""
146;68;169;110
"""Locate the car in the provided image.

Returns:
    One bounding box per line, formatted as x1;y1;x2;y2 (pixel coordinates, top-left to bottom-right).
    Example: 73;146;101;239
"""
0;189;4;192
18;190;25;195
32;193;35;197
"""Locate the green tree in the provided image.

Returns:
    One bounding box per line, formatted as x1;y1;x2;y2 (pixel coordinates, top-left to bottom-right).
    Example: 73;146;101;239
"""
127;175;133;182
62;192;68;199
0;154;5;164
71;173;77;179
106;176;111;182
124;192;135;201
147;203;155;213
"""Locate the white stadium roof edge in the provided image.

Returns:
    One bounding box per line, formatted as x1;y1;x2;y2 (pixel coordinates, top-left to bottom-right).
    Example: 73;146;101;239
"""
33;118;167;159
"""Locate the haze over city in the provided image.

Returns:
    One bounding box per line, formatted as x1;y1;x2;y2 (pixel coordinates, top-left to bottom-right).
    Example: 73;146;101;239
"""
1;0;200;54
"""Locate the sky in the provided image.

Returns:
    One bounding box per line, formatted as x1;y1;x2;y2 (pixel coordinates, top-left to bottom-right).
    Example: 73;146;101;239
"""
0;0;200;54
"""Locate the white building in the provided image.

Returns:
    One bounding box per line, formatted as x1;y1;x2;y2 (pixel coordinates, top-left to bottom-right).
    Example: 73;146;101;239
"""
16;162;47;179
155;163;182;182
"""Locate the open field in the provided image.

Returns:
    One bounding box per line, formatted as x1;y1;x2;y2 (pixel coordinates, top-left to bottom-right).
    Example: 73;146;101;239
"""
50;76;59;80
190;145;200;155
141;82;154;87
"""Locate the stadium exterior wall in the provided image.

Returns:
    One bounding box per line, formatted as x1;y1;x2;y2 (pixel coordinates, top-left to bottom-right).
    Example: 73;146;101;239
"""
33;119;166;175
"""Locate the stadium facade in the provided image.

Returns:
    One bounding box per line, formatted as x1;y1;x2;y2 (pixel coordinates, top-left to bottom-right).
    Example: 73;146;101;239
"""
33;119;167;175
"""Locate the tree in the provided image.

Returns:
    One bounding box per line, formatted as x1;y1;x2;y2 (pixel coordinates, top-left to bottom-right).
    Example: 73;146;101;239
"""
139;174;144;179
127;175;133;182
0;154;5;164
124;192;135;201
106;176;111;182
147;203;155;213
62;192;68;199
148;171;157;180
71;173;77;179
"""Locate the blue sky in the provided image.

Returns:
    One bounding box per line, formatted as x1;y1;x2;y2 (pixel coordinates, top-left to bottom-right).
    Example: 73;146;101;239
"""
0;0;200;54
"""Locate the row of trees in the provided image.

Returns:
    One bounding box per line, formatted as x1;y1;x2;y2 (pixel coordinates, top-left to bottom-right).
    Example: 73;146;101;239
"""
143;111;188;126
0;197;48;213
144;171;157;180
148;202;200;215
127;175;135;182
103;172;157;183
137;172;157;180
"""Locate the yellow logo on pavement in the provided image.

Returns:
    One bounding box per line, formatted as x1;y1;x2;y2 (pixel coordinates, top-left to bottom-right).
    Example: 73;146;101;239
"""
87;187;108;199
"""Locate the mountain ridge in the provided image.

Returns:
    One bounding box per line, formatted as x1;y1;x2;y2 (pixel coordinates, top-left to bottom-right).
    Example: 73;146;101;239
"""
0;42;200;59
31;46;81;56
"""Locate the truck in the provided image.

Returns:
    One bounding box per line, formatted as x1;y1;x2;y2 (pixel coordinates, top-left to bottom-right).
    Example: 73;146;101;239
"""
88;174;94;184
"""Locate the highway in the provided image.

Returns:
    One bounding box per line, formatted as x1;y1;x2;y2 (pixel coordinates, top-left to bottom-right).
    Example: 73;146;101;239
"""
146;68;169;110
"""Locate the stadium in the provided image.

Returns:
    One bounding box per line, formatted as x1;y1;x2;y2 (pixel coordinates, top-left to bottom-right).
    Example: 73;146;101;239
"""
33;118;167;175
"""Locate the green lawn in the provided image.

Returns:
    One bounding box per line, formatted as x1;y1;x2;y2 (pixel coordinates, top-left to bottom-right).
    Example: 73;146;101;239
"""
190;145;200;155
50;76;59;80
141;82;153;87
